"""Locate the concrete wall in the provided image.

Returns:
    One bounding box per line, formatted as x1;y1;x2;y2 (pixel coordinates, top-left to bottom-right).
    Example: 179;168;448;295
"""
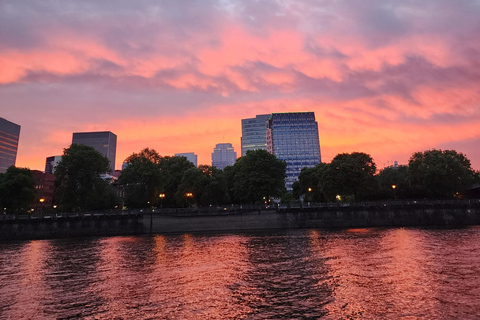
2;201;479;240
0;214;143;241
144;202;480;234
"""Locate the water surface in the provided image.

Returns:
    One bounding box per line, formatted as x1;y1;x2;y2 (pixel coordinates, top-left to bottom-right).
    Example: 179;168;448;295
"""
1;227;480;319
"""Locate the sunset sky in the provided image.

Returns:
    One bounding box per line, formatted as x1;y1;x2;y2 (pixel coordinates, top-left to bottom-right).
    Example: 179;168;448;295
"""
2;0;479;171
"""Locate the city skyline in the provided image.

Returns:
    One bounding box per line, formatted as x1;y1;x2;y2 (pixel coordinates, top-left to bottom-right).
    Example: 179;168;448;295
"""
2;1;480;171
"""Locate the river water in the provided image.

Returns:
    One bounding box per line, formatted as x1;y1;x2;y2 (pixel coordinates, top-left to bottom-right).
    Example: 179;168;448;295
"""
1;227;480;319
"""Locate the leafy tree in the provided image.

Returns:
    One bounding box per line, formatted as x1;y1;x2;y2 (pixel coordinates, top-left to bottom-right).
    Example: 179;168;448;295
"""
227;149;286;204
408;149;476;199
323;152;377;201
55;144;117;211
159;156;196;207
375;165;410;200
119;148;163;208
292;163;329;202
0;166;36;214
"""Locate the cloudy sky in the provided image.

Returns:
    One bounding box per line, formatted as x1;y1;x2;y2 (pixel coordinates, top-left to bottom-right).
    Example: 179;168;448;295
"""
2;0;480;170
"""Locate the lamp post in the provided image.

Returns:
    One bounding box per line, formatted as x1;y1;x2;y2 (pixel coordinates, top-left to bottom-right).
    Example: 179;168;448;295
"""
39;198;45;215
391;184;397;200
158;193;165;208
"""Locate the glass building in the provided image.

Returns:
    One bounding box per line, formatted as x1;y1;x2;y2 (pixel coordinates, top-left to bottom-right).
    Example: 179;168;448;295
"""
45;155;62;174
0;118;21;173
72;131;117;172
267;112;321;191
175;152;198;167
241;114;270;156
211;143;237;170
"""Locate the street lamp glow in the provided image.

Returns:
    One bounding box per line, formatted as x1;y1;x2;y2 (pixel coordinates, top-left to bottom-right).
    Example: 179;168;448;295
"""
391;185;396;189
39;198;45;203
308;187;312;192
336;195;342;201
186;192;193;198
159;193;165;198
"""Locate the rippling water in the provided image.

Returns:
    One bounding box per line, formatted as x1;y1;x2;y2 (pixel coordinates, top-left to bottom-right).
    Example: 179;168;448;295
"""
1;227;480;319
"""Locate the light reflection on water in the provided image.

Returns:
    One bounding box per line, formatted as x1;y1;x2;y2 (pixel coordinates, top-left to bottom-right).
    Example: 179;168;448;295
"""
1;227;480;319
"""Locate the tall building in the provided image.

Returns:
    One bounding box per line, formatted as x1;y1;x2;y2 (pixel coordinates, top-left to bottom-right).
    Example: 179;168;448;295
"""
0;118;21;173
32;170;56;209
175;152;198;167
211;143;237;170
241;114;270;156
267;112;321;191
72;131;117;172
45;155;62;174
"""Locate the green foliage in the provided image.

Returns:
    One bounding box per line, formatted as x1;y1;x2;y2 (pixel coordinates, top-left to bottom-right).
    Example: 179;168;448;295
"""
119;148;163;208
408;149;476;199
119;150;195;207
0;166;36;214
159;156;195;207
55;144;117;212
321;152;377;201
175;165;229;206
226;149;286;204
292;163;329;202
375;165;409;200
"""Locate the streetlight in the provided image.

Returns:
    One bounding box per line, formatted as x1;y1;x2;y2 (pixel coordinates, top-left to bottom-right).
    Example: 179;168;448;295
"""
308;188;312;192
159;193;165;208
39;198;45;215
336;195;342;201
391;185;397;200
185;192;193;198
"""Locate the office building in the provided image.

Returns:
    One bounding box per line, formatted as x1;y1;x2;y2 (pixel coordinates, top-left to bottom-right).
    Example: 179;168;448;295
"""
32;170;56;209
267;112;321;191
175;152;198;167
45;155;62;174
72;131;117;172
0;118;21;173
211;143;237;170
241;114;270;156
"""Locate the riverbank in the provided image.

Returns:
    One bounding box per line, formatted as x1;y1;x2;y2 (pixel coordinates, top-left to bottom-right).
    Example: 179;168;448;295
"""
1;200;480;240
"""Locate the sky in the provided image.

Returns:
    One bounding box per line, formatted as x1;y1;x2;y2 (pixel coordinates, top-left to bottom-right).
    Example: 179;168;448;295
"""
1;0;480;171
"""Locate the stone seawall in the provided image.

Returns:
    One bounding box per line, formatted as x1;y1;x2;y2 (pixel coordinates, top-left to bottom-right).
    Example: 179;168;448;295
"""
0;212;143;241
145;201;480;234
2;201;480;240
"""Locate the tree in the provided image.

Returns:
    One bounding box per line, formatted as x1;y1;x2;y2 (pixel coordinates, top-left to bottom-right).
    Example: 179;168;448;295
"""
227;149;286;204
375;165;410;200
323;152;377;201
119;148;163;208
159;156;196;207
408;149;476;199
55;144;117;211
0;166;36;214
292;163;329;202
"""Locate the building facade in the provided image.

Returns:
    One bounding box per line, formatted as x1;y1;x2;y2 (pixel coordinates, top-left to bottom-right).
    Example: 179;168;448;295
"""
32;170;56;209
175;152;198;167
72;131;117;172
0;118;21;173
241;114;270;156
211;143;237;170
267;112;321;191
45;155;62;174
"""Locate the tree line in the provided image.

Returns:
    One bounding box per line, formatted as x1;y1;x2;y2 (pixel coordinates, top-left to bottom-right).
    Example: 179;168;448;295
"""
1;144;478;213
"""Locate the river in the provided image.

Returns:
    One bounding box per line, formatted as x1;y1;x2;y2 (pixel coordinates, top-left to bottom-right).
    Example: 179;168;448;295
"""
1;227;479;319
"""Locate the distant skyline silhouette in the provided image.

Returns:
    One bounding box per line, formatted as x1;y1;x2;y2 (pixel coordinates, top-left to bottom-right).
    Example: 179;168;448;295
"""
2;1;479;171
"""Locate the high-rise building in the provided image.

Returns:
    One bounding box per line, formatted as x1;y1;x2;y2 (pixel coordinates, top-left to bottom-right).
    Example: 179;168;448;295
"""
267;112;321;191
45;155;62;174
0;118;21;173
241;114;270;156
211;143;237;170
175;152;198;167
72;131;117;172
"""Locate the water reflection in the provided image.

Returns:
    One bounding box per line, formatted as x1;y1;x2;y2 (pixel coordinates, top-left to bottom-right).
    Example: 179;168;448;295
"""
234;231;332;319
1;228;480;319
